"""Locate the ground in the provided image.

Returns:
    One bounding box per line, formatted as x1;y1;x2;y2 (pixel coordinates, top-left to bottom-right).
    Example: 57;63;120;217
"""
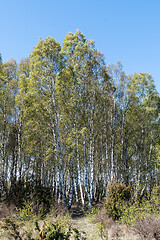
0;204;158;240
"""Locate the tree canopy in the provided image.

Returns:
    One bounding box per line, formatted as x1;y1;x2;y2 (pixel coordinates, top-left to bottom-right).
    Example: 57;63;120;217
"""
0;30;159;209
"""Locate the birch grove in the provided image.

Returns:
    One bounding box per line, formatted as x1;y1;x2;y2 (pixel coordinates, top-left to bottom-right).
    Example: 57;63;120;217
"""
0;31;159;208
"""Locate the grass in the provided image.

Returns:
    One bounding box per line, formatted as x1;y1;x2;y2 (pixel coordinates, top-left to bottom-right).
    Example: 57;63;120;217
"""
0;203;158;240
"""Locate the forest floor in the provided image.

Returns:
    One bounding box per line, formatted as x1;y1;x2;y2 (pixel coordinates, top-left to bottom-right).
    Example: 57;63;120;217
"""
69;205;140;240
0;203;154;240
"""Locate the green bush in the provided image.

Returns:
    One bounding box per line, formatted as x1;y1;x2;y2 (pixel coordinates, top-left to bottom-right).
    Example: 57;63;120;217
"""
2;214;86;240
6;181;53;213
146;186;160;215
120;201;141;226
121;186;160;226
104;181;131;220
18;201;34;221
35;221;72;240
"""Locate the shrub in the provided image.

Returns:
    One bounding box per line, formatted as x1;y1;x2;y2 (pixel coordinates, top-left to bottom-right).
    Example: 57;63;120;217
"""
146;186;160;215
1;213;87;240
121;185;160;226
104;181;131;220
18;201;34;221
6;181;54;214
35;221;72;240
120;201;140;226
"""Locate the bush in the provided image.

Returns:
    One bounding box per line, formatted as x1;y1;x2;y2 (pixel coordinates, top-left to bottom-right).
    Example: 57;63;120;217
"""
146;186;160;215
121;185;160;226
104;181;131;220
1;213;86;240
18;201;34;221
35;221;72;240
6;181;53;214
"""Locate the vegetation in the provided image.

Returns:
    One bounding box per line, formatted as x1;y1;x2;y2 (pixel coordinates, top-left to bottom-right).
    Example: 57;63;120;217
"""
0;30;159;239
104;181;131;220
0;197;160;239
0;209;86;240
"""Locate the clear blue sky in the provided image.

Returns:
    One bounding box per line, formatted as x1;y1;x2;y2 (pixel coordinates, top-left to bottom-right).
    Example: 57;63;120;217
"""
1;0;160;93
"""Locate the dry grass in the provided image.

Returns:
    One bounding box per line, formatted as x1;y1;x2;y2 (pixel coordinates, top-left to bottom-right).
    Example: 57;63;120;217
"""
71;207;141;240
0;203;159;240
134;215;160;240
0;203;16;219
72;215;141;240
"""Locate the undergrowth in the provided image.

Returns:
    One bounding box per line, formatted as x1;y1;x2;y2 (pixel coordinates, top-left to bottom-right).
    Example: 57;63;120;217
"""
1;205;87;240
0;183;159;240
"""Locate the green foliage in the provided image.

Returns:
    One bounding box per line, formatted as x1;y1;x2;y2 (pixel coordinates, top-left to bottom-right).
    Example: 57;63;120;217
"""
16;186;54;220
104;181;131;220
121;186;160;226
148;186;160;213
72;228;86;240
119;201;141;226
0;32;160;212
18;201;34;221
32;185;53;213
6;182;53;217
35;221;87;240
1;215;87;240
88;207;100;221
35;221;72;240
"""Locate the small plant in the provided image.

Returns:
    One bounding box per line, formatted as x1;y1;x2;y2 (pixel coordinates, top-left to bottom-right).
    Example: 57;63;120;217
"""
104;181;131;220
18;201;34;221
88;207;100;222
73;228;87;240
35;221;72;240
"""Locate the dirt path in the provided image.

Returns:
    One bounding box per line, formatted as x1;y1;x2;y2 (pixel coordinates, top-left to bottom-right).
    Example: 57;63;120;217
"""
72;216;100;240
69;206;139;240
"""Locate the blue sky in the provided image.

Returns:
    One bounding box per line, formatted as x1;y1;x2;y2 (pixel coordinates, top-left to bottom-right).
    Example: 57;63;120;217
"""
0;0;160;93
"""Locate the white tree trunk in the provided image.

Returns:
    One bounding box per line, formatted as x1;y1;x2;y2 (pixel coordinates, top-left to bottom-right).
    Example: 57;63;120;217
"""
90;105;95;202
77;138;85;207
110;101;115;181
51;77;66;204
84;136;91;207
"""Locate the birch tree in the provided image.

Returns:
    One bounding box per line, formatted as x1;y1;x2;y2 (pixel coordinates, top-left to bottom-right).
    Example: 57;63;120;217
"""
128;73;159;195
